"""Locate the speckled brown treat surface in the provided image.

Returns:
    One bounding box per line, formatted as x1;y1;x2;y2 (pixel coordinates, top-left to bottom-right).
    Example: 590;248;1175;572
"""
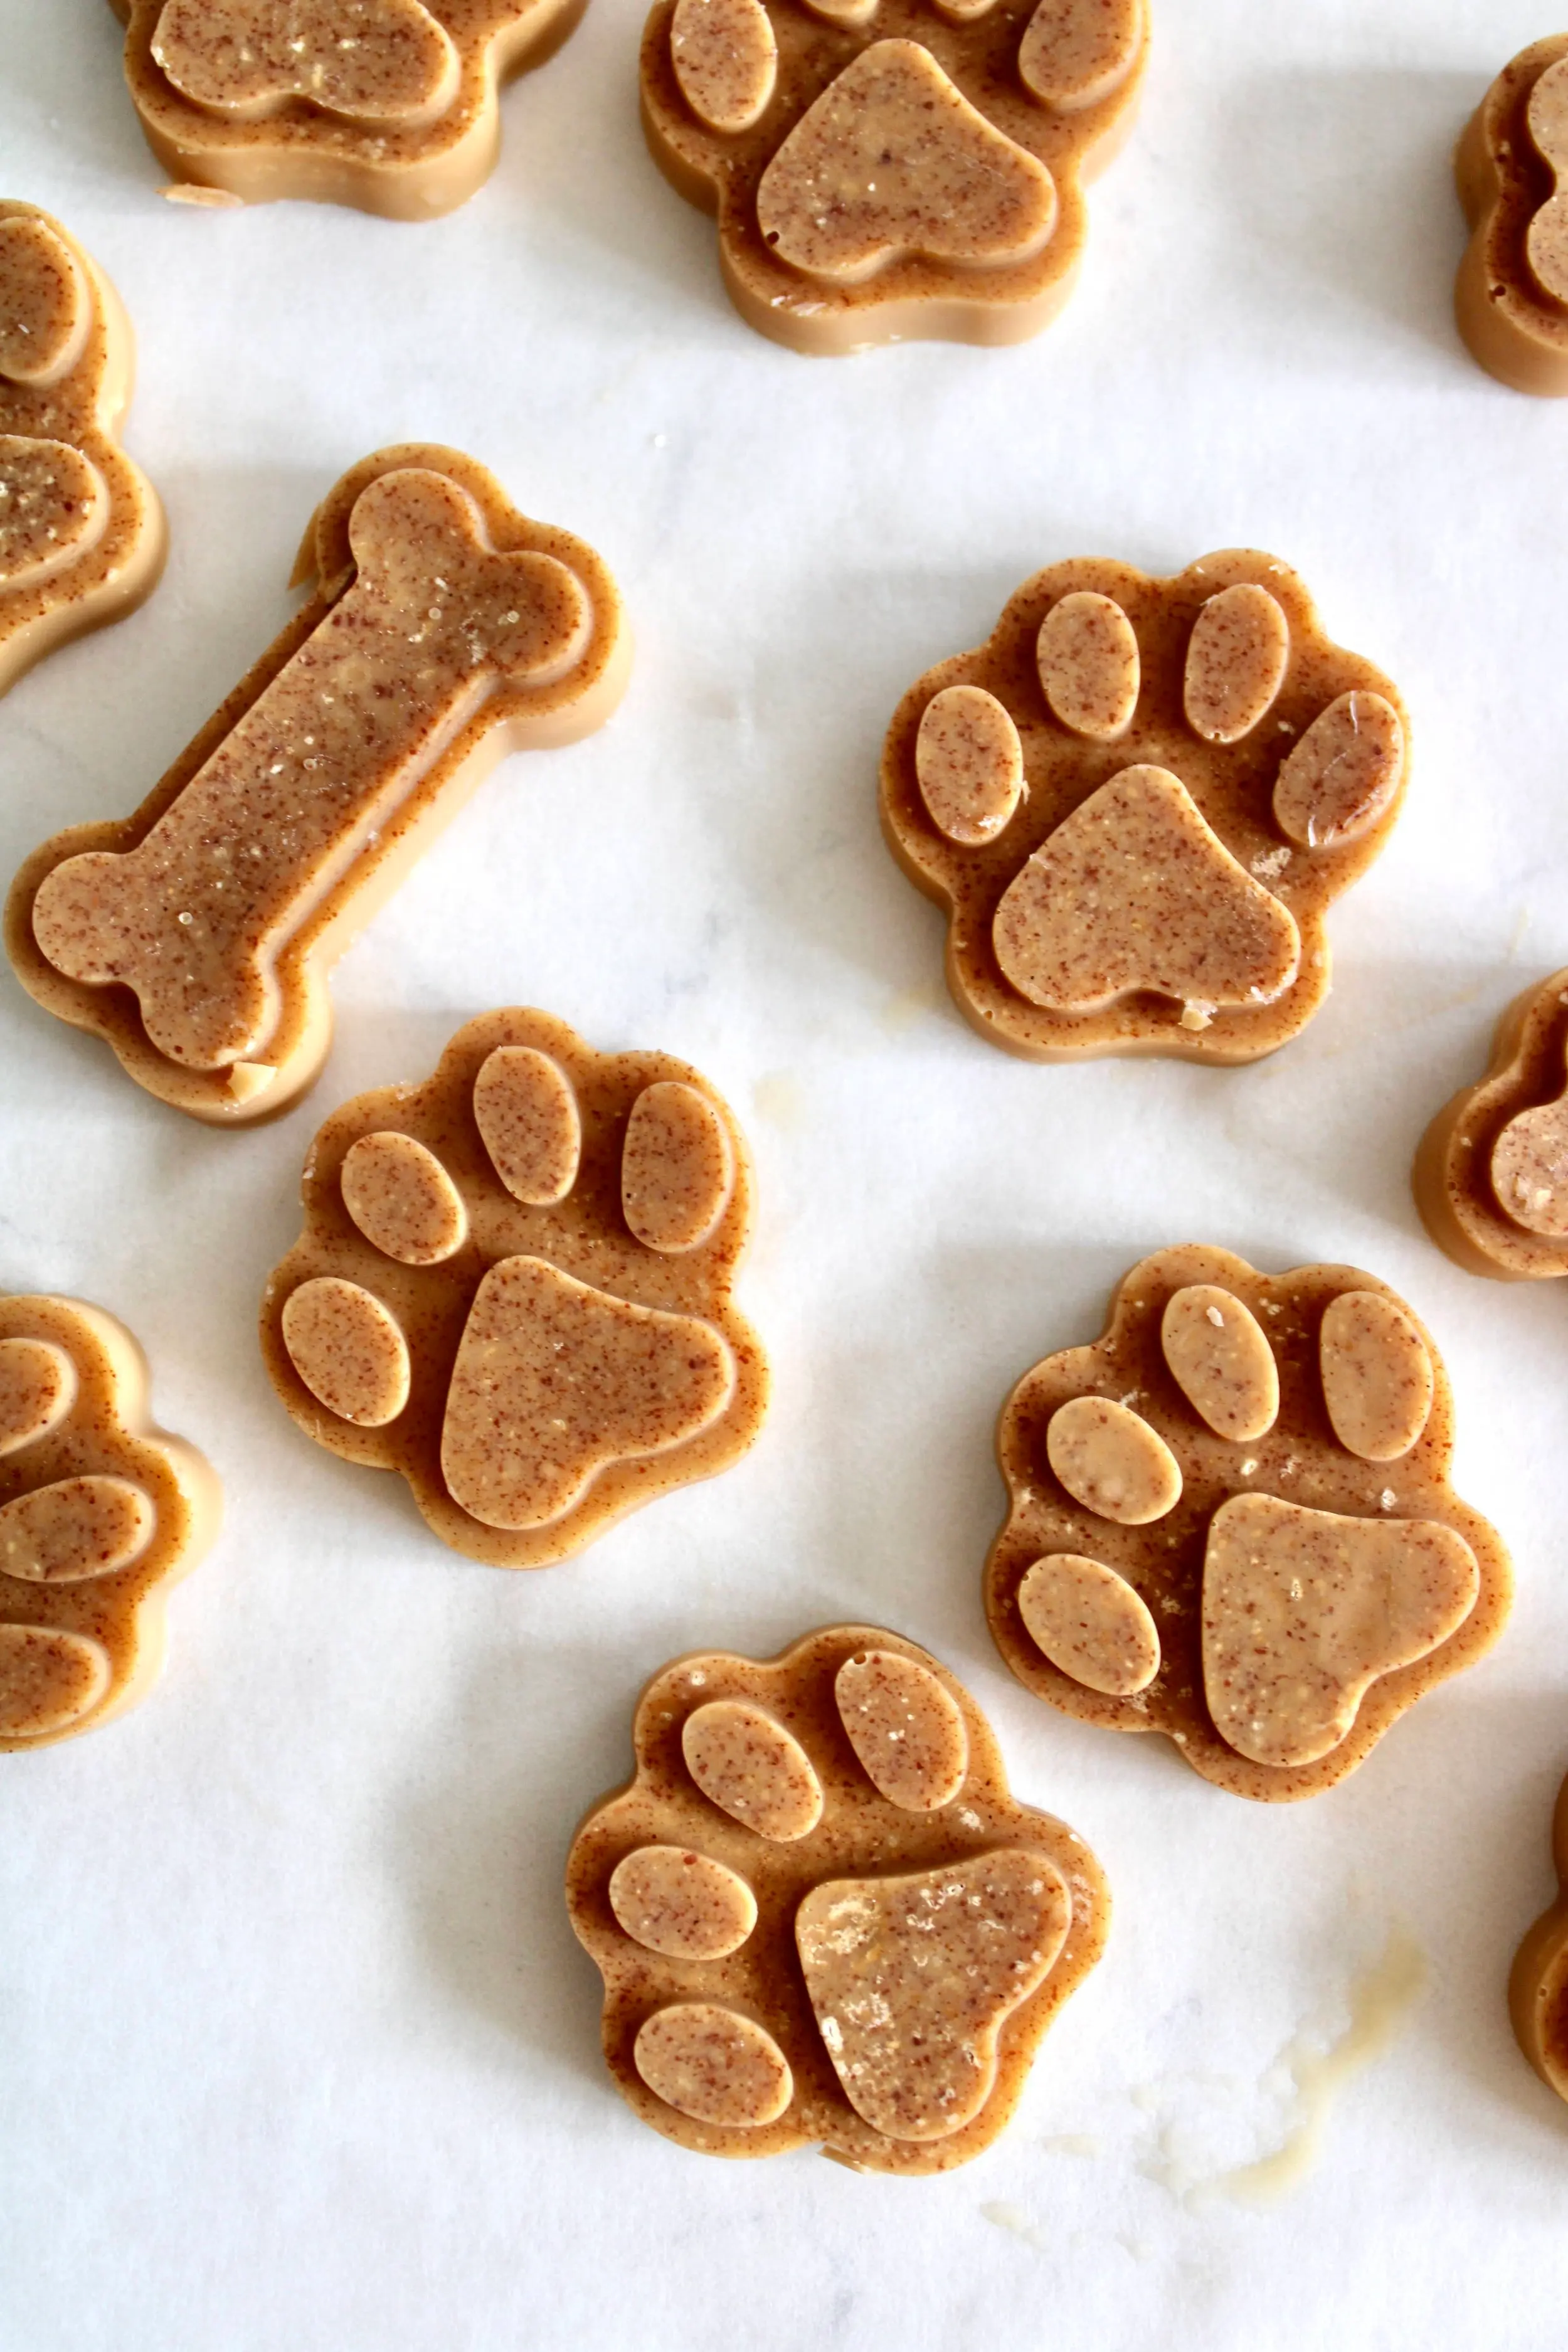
1414;968;1568;1282
640;0;1147;352
0;201;164;699
984;1246;1510;1801
0;1295;221;1751
1510;1766;1568;2102
6;445;628;1126
1454;35;1568;396
566;1625;1107;2172
111;0;588;217
881;550;1409;1064
261;1008;767;1567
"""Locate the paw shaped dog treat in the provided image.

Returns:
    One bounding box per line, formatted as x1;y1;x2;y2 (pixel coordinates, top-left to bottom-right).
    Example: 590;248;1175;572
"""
0;201;164;699
566;1625;1107;2171
112;0;585;216
1415;968;1568;1282
1454;35;1568;396
640;0;1147;351
983;1246;1509;1800
260;1008;766;1565
6;445;627;1125
881;551;1409;1064
0;1295;220;1749
1510;1766;1568;2104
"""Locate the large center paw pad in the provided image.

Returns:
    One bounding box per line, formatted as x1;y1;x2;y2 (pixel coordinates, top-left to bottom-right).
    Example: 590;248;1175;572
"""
261;1009;768;1567
640;0;1147;351
1454;36;1568;396
566;1626;1107;2173
0;203;164;697
117;0;578;217
984;1246;1510;1800
0;1296;220;1750
882;553;1409;1063
152;0;461;129
1414;966;1568;1283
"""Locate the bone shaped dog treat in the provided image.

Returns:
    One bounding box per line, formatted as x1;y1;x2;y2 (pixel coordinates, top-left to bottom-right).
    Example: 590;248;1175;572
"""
112;0;588;215
6;446;628;1124
641;0;1147;351
0;1295;221;1750
1454;35;1568;395
882;551;1409;1064
0;203;164;699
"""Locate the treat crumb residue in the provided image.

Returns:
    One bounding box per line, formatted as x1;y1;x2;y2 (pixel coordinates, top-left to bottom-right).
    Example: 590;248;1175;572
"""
1136;1924;1426;2211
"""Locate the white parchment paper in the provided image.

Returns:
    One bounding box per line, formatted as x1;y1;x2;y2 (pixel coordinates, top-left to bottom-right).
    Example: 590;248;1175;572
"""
3;2;1568;2345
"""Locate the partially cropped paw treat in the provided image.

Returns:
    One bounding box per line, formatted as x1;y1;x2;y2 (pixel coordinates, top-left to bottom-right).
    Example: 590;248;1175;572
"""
1454;35;1568;396
112;0;588;216
1415;968;1568;1282
0;201;164;699
881;552;1408;1064
984;1246;1509;1801
0;1295;220;1749
7;445;627;1125
640;0;1147;352
1510;1767;1568;2102
261;1008;767;1566
566;1624;1107;2171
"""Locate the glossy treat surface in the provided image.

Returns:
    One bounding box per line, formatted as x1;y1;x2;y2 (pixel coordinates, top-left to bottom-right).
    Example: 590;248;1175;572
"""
1415;967;1568;1281
112;0;590;216
0;1295;220;1749
640;0;1147;351
0;201;164;698
984;1245;1510;1799
881;550;1409;1064
1454;35;1568;395
261;1007;768;1567
7;445;628;1124
567;1624;1108;2171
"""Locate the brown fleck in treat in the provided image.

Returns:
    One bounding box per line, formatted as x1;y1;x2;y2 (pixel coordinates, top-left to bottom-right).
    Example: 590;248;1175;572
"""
0;201;164;699
110;0;590;218
640;0;1147;352
1454;35;1568;396
882;551;1408;1064
1414;968;1568;1282
0;1295;221;1750
6;445;628;1126
566;1625;1107;2172
984;1246;1509;1801
260;1008;767;1567
1510;1766;1568;2103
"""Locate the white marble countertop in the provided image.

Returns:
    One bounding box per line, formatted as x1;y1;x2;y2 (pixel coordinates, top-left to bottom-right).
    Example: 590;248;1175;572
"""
4;1;1568;2344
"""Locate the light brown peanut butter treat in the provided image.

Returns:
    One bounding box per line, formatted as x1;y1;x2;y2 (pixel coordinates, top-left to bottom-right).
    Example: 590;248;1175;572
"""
566;1625;1108;2172
984;1246;1510;1800
7;445;627;1126
1454;36;1568;396
1414;967;1568;1283
1510;1766;1568;2104
639;0;1147;352
0;202;164;699
0;1295;221;1750
110;0;588;217
882;551;1410;1064
260;1008;766;1566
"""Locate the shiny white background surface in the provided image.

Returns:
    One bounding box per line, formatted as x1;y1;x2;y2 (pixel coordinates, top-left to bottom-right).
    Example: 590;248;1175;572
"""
3;2;1566;2343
